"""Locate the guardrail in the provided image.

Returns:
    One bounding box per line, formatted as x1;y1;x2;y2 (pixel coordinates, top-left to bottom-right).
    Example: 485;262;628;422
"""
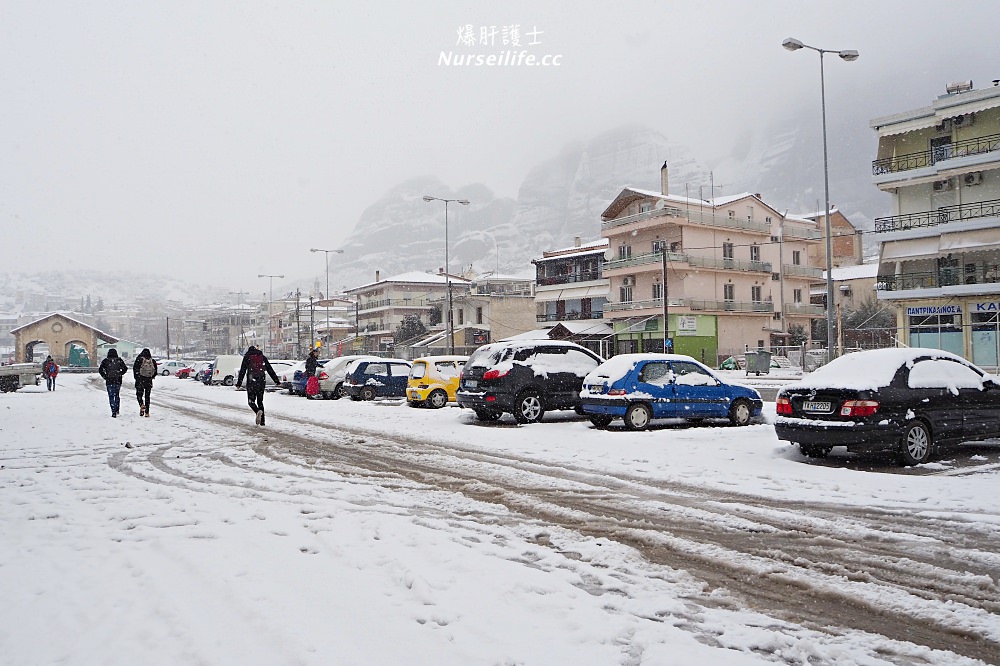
872;132;1000;175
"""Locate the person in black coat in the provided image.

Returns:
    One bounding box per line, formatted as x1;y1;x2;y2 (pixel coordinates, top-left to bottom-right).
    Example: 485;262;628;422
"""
236;346;280;426
133;348;157;417
305;348;320;377
98;349;129;417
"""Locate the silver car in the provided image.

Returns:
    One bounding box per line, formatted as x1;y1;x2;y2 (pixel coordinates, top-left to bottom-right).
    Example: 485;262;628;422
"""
316;355;382;399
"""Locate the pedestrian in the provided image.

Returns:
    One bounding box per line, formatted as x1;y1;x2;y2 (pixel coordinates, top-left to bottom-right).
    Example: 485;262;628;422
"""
133;348;157;417
304;348;321;398
235;345;280;426
42;355;59;391
98;349;129;417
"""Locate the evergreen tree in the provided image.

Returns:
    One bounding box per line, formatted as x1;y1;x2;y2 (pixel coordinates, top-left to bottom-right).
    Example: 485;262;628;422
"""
395;315;427;343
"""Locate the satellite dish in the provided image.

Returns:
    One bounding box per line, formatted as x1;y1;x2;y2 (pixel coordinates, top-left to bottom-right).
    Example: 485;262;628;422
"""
604;248;615;261
654;199;666;210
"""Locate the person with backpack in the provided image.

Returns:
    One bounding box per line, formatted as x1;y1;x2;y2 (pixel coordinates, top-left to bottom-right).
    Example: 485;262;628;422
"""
42;355;59;391
304;348;321;398
98;349;129;417
235;345;280;426
133;348;157;417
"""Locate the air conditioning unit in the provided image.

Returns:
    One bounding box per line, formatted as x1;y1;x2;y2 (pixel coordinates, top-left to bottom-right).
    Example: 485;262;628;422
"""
932;179;954;192
622;276;635;287
964;172;983;186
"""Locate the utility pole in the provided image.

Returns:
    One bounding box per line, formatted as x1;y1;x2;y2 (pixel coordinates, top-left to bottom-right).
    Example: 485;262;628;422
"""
165;317;171;359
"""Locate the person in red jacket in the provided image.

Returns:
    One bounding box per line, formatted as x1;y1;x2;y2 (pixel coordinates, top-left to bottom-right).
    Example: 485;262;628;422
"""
42;355;59;391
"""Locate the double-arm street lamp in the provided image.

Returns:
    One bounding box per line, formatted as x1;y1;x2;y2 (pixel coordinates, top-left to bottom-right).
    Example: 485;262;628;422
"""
422;195;470;354
228;290;250;352
257;273;284;356
310;248;344;349
782;37;858;364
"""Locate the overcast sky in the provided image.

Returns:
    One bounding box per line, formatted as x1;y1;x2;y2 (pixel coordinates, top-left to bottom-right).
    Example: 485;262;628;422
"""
3;0;997;291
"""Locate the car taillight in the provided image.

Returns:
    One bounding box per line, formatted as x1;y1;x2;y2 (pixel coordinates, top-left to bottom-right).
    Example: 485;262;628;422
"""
776;397;792;415
318;371;329;380
482;368;509;381
840;400;879;417
607;388;626;396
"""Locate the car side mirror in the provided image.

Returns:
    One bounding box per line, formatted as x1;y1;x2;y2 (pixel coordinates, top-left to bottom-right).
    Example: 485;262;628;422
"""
985;378;999;391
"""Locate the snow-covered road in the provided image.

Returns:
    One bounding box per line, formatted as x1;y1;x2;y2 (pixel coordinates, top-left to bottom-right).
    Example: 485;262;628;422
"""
3;374;999;665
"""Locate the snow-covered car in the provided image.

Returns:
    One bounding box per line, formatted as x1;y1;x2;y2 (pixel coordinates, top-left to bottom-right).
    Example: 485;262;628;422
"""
316;355;382;399
279;359;329;396
344;359;412;401
407;355;467;408
774;348;1000;466
580;354;762;431
158;359;189;376
456;341;603;423
191;361;213;381
266;360;296;392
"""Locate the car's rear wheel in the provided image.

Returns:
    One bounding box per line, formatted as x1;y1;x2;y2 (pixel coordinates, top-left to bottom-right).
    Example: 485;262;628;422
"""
223;376;234;386
899;420;932;466
728;399;752;426
428;389;448;409
589;415;613;429
360;386;376;401
624;403;652;431
333;382;345;399
799;443;832;458
513;391;544;424
474;408;501;422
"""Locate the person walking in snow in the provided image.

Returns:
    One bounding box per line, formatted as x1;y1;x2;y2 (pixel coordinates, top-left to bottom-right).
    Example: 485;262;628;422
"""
133;348;157;417
235;345;280;426
42;355;59;391
98;349;129;417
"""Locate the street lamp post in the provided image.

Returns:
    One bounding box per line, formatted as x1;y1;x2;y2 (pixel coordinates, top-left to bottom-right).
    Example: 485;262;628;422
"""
423;195;470;355
782;37;858;364
310;248;344;350
257;274;284;356
228;291;249;352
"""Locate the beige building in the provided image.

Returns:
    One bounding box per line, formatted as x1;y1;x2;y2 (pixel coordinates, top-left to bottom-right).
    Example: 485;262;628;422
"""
871;80;1000;370
793;207;864;269
601;163;825;362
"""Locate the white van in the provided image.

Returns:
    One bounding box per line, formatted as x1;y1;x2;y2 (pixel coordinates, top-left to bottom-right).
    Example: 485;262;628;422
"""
210;355;243;386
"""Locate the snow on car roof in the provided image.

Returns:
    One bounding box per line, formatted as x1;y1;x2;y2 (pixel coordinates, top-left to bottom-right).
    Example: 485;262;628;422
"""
585;353;708;383
790;348;980;391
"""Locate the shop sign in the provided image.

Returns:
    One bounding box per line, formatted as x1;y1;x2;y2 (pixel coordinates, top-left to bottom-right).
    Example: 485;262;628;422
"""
677;315;697;332
972;301;1000;312
905;305;962;316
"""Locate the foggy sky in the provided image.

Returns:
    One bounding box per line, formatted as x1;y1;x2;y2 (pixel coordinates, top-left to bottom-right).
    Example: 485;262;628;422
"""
3;0;998;292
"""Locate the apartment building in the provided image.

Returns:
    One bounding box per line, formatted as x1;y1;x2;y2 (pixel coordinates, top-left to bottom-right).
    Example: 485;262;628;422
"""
871;80;1000;370
601;163;825;363
533;237;609;324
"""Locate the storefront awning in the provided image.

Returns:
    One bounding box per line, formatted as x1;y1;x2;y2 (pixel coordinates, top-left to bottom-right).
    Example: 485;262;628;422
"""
534;284;609;303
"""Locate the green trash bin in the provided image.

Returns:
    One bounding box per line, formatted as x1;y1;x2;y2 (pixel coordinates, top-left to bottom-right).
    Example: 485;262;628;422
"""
744;350;771;376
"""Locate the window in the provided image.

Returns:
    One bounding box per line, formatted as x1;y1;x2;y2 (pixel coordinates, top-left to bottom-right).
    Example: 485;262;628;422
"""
723;284;735;301
670;361;715;386
476;307;483;324
750;245;761;262
652;282;663;300
640;202;654;213
618;245;632;260
793;288;802;304
620;286;633;303
722;243;734;260
639;362;671;385
751;285;762;302
457;309;464;325
728;210;735;219
652;239;666;253
792;250;801;265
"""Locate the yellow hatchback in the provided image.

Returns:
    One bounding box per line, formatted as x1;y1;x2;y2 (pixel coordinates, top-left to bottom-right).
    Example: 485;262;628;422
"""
406;355;468;408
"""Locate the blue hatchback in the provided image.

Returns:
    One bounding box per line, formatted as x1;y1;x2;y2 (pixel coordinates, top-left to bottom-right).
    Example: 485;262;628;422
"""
580;354;763;430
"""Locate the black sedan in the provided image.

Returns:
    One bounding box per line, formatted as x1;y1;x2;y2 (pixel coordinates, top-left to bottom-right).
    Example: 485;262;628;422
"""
774;348;1000;466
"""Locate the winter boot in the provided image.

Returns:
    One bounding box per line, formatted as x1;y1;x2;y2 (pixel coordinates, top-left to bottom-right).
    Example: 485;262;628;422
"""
139;405;145;417
255;410;263;426
144;405;150;417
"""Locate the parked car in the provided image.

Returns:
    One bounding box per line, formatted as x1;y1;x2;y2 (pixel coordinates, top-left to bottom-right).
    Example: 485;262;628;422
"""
281;359;329;396
774;347;1000;466
316;355;382;399
176;365;194;379
211;355;243;386
200;362;214;385
457;341;603;423
158;359;189;377
344;359;412;401
266;360;296;392
192;361;213;381
580;353;763;430
407;355;467;408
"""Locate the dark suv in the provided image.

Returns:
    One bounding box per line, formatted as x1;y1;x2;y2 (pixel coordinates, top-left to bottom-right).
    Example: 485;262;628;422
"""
457;341;603;423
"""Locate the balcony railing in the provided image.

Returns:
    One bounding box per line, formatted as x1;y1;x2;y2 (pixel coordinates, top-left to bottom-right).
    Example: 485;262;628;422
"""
537;269;601;285
785;303;825;316
874;197;1000;233
781;225;823;240
601;207;684;230
603;251;687;272
872;132;1000;175
601;206;772;234
536;312;604;322
604;297;682;313
687;256;772;273
359;298;435;311
687;299;773;313
877;265;1000;292
782;264;824;278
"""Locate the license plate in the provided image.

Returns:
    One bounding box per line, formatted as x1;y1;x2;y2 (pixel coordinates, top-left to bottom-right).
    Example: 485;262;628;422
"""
802;400;832;412
465;380;478;388
587;385;605;394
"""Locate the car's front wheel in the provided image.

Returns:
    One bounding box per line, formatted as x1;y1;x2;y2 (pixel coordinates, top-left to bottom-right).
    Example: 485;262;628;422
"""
729;399;752;426
513;391;544;424
624;403;652;431
427;389;448;409
161;369;170;376
589;415;613;429
899;420;932;466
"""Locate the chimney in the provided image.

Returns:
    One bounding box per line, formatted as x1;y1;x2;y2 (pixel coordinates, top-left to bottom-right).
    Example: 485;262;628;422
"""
574;236;581;247
375;270;380;282
660;161;669;195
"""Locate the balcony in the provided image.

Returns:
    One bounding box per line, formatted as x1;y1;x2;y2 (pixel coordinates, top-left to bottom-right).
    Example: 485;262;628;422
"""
358;298;435;312
785;303;825;316
601;207;684;231
781;225;822;240
874;198;1000;233
603;251;687;272
536;312;604;322
872;132;1000;175
536;269;601;286
687;256;772;273
604;297;681;313
877;264;1000;292
602;206;772;234
782;264;824;279
687;299;773;313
